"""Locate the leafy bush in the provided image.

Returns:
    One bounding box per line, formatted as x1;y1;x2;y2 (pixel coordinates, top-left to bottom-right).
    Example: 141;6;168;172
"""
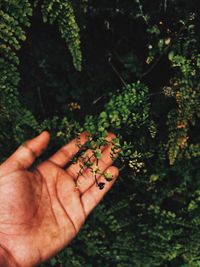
0;0;200;266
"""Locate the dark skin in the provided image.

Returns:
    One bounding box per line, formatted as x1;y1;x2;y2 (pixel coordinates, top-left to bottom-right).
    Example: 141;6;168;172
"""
0;132;118;267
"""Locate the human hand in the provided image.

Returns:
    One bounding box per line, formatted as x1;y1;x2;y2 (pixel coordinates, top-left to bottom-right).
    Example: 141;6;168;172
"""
0;132;118;267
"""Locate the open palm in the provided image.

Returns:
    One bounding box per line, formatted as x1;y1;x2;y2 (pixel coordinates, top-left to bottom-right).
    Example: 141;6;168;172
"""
0;132;118;267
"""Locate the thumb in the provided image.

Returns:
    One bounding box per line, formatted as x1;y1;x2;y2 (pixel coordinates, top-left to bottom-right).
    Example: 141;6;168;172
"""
1;131;50;172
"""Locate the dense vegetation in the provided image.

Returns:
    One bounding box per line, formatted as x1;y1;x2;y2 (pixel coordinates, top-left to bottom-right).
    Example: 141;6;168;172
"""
0;0;200;266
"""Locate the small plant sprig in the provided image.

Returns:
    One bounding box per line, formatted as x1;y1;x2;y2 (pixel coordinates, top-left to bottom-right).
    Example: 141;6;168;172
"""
71;132;120;190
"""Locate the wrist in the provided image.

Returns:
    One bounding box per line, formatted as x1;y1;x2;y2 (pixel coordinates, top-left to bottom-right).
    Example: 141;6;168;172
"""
0;245;19;267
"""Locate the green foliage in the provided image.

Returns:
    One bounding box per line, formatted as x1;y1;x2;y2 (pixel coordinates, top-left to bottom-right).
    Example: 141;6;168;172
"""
166;54;200;165
84;82;149;132
1;0;200;266
0;0;38;159
41;0;82;71
0;0;83;159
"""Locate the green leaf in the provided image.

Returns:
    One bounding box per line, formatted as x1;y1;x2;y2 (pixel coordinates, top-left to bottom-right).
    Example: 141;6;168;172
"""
94;149;102;159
